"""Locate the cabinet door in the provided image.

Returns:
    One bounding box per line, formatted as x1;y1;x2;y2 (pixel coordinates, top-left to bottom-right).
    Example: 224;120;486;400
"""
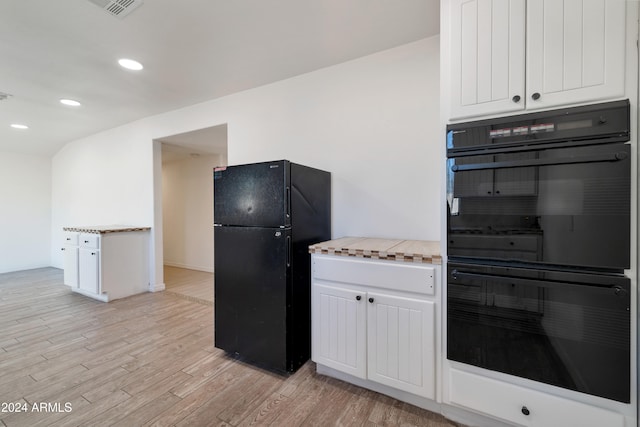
526;0;626;110
79;248;100;294
63;246;79;287
449;0;526;119
311;284;367;379
367;292;435;399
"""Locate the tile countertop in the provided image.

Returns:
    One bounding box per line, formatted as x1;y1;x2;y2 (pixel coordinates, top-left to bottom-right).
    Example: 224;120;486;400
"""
309;236;441;264
63;225;151;234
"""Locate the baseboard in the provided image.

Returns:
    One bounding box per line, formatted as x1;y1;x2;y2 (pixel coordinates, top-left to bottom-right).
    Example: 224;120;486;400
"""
163;261;214;273
149;282;165;292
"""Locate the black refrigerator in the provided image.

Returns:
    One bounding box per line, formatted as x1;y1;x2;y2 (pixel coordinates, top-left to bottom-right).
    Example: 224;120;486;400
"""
213;160;331;373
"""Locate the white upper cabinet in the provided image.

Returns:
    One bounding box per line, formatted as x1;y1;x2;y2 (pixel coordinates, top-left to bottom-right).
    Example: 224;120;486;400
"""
448;0;627;120
526;0;626;110
450;0;526;118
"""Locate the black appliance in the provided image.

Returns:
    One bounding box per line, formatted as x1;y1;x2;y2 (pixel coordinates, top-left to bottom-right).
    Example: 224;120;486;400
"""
445;100;632;403
213;160;331;373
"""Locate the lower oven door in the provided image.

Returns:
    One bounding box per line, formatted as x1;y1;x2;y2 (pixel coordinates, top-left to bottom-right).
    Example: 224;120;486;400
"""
447;262;630;403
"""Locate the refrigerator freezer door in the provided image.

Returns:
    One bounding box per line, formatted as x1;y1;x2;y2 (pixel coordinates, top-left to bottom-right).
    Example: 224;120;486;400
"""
214;160;290;227
214;225;291;372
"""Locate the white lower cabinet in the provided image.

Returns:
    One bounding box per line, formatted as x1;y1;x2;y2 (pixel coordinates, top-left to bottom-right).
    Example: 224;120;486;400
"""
311;255;438;400
78;233;101;295
62;229;150;302
448;368;625;427
78;246;100;294
367;292;434;398
313;284;367;379
62;232;79;287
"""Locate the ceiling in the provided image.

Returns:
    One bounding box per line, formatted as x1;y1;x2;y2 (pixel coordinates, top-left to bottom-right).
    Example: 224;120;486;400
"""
159;124;228;164
0;0;439;157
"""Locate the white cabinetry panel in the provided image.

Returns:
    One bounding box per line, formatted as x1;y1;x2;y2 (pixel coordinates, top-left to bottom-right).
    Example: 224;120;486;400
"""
311;254;439;401
449;368;625;427
79;246;99;294
312;284;366;379
451;0;526;118
448;0;627;119
367;293;435;399
526;0;626;110
64;228;150;302
62;232;79;288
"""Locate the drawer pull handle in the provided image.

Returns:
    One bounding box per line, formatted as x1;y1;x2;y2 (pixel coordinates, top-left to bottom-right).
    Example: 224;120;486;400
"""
356;295;361;301
368;297;374;303
521;406;530;416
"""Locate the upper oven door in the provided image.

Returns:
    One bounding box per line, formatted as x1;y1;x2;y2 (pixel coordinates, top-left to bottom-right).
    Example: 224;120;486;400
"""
446;143;630;270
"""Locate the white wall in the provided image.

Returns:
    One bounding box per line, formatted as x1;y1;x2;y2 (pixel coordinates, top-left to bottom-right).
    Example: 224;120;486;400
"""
0;152;51;273
51;125;155;263
51;37;441;287
162;153;222;272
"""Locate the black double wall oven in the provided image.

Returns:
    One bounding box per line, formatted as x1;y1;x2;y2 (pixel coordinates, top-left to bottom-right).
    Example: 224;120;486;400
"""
446;100;631;403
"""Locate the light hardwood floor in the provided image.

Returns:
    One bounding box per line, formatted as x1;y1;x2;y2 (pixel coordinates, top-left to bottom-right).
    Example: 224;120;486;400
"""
0;267;460;427
164;266;214;305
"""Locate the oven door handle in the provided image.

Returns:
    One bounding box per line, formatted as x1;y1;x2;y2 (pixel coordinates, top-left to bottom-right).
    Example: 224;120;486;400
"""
450;269;628;295
450;151;628;172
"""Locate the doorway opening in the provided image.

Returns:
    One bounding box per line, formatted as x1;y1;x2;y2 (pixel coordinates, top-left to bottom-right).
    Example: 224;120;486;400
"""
152;123;228;304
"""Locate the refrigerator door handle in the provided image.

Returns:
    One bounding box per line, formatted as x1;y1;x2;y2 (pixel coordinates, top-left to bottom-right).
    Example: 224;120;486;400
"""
285;186;291;220
286;235;291;267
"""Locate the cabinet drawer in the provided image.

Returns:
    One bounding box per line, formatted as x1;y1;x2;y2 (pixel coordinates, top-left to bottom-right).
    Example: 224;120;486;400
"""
80;233;100;249
63;232;79;246
313;256;435;295
449;369;624;427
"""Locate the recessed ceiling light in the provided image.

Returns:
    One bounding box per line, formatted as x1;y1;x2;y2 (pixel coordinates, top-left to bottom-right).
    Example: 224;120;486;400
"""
60;99;81;107
118;58;143;71
10;124;29;130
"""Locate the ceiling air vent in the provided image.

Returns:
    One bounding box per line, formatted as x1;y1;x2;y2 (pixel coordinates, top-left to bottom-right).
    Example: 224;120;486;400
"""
0;92;12;102
87;0;144;19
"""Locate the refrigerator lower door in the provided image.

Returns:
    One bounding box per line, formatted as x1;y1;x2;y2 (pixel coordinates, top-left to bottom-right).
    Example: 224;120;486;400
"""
214;225;291;372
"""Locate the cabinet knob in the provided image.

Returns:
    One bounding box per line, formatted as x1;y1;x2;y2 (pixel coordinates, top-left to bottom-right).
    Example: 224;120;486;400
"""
356;295;361;301
531;92;541;100
61;248;65;251
512;95;521;103
368;297;374;303
91;252;96;256
521;406;530;416
84;240;89;243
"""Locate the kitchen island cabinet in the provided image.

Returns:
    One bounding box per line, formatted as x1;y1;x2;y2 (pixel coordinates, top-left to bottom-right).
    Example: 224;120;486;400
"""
62;226;151;302
62;232;79;287
310;237;441;408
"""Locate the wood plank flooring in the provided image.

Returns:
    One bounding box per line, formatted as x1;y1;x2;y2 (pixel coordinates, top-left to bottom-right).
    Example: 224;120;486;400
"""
0;267;461;427
164;266;214;305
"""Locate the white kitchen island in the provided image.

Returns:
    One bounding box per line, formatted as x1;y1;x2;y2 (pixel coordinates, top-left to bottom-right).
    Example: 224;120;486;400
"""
62;225;151;302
